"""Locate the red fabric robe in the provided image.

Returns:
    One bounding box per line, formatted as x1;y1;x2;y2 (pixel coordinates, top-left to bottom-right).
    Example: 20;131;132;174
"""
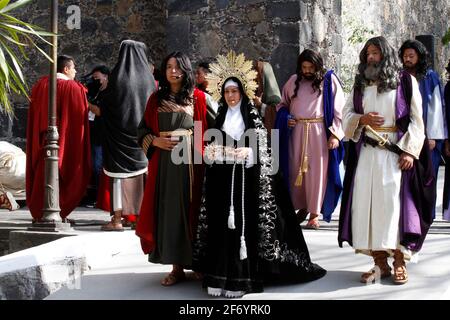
95;171;111;212
135;88;207;254
26;76;92;220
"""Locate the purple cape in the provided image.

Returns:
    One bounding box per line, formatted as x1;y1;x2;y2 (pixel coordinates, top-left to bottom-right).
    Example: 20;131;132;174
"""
338;71;435;252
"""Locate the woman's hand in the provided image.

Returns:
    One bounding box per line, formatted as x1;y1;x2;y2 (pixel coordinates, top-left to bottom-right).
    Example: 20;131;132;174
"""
152;136;179;151
235;147;250;160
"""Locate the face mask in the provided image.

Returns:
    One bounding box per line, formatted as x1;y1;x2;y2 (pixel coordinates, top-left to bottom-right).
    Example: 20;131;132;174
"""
87;78;102;102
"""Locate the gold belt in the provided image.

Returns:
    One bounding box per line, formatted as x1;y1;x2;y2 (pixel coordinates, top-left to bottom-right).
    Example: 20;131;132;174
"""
294;117;324;187
370;125;397;133
160;129;192;137
160;129;194;202
295;117;324;124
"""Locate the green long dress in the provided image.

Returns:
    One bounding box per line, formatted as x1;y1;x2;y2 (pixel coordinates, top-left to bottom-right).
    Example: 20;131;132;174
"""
149;111;194;267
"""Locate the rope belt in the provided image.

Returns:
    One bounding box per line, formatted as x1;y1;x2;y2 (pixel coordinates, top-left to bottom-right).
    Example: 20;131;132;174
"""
228;163;247;261
160;129;193;201
294;117;324;187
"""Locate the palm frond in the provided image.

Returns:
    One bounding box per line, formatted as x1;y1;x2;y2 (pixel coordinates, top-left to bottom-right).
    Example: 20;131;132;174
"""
0;0;33;14
0;0;54;116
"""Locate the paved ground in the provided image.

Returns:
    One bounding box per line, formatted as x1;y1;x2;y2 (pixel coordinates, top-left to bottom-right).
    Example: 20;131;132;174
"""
44;226;450;301
1;168;449;301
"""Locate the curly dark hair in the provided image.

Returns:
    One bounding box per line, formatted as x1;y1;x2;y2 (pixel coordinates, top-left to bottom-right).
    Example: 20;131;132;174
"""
398;39;430;81
292;49;326;98
355;36;401;94
197;59;212;72
158;51;195;105
196;59;213;92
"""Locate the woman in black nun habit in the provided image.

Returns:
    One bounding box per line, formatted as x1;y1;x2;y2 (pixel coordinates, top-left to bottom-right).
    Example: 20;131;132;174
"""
193;51;326;298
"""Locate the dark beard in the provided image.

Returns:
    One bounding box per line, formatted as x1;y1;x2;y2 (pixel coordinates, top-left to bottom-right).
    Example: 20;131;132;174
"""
301;73;316;81
403;64;416;74
364;63;381;81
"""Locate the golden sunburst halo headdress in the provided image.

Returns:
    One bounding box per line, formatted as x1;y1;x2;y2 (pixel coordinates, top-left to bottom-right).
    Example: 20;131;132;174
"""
206;50;258;102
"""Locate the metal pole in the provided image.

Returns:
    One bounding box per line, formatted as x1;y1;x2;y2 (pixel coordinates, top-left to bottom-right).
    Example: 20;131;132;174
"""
28;0;72;232
41;0;60;222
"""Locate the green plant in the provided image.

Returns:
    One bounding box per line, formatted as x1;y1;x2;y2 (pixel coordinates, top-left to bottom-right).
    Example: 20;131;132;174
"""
0;0;54;116
339;63;356;94
347;20;375;45
340;17;375;94
442;28;450;46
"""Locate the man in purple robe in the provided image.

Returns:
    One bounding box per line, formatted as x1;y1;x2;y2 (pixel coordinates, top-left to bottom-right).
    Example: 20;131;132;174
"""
399;39;447;220
339;36;434;285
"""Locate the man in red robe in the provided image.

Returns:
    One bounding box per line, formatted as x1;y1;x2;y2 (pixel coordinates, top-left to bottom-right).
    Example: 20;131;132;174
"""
26;55;91;222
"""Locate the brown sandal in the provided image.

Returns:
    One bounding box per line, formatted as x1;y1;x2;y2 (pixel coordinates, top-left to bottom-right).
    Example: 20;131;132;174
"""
161;271;186;286
305;215;320;230
392;250;408;285
392;265;408;284
101;221;124;231
360;267;392;283
360;251;392;284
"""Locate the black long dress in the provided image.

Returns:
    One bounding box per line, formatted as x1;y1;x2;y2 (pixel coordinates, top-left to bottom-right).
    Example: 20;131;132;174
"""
193;102;326;294
100;40;156;176
442;81;450;220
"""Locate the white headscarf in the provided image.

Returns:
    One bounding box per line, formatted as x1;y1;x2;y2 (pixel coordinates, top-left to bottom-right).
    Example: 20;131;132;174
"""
222;99;245;141
224;79;239;89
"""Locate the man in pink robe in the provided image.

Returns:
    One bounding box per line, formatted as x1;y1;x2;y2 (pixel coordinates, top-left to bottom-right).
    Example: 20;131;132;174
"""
277;49;345;229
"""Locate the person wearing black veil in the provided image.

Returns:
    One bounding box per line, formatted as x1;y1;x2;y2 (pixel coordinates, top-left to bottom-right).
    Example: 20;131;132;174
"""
99;40;156;231
193;51;326;298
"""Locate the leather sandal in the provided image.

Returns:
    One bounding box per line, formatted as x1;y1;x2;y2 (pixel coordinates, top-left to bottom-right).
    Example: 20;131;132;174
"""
392;250;408;285
101;221;124;231
305;215;320;230
360;267;392;283
161;271;186;286
360;251;392;284
392;265;408;285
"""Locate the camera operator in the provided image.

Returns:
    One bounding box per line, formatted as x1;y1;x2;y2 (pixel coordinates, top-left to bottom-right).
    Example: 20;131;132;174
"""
81;65;110;207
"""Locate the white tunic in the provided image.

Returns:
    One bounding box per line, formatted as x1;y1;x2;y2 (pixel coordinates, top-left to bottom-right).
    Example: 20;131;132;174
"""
426;84;447;139
342;79;424;260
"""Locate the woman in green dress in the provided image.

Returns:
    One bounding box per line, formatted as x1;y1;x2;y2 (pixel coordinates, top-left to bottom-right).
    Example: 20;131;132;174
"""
136;52;208;286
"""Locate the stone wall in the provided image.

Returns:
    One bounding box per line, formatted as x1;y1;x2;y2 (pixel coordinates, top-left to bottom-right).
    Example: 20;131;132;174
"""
2;0;343;146
0;0;167;148
341;0;450;92
2;0;449;144
167;0;342;91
